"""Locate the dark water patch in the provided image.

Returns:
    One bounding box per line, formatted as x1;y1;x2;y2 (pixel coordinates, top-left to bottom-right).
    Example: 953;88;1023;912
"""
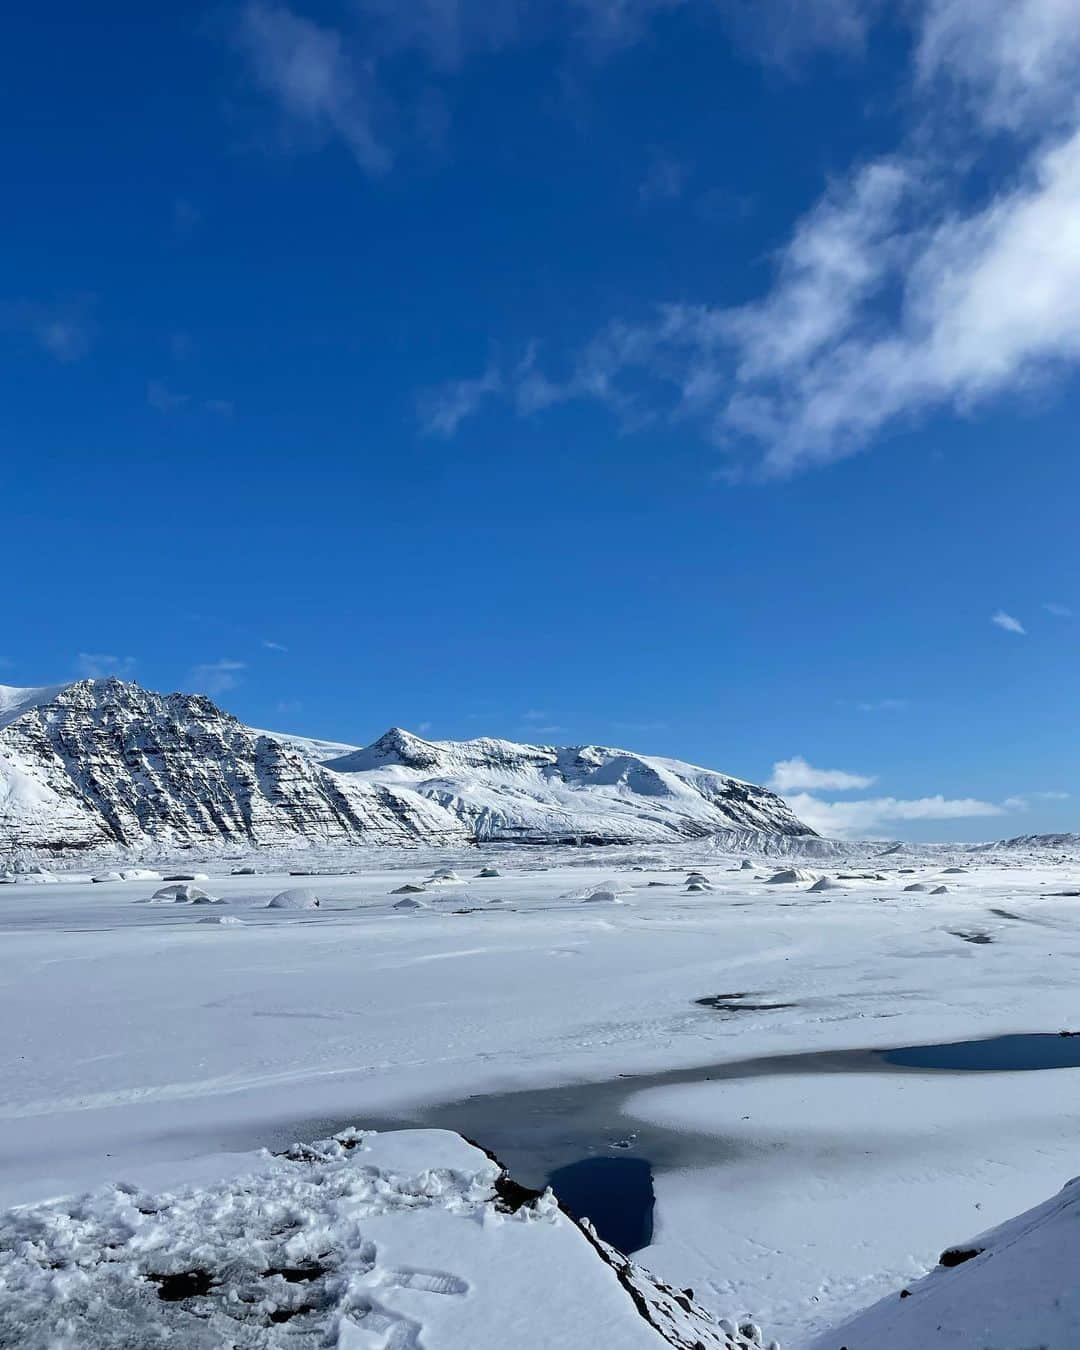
947;930;994;945
546;1156;654;1253
151;1269;215;1301
265;1032;1080;1256
695;994;797;1013
882;1033;1080;1071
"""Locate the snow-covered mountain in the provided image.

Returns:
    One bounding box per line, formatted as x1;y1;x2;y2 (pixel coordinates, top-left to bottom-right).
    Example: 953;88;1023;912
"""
324;726;809;844
0;680;467;859
0;679;812;860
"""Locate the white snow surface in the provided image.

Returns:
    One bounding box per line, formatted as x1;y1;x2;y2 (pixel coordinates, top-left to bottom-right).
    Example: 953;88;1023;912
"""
809;1174;1080;1349
3;841;1080;1346
0;1127;757;1350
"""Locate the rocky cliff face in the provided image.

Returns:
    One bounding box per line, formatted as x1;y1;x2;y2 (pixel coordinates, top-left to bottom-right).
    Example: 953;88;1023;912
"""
0;679;812;859
0;680;467;858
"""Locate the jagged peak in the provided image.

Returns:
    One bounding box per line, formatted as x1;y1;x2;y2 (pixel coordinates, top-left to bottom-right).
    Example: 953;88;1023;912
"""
0;677;236;732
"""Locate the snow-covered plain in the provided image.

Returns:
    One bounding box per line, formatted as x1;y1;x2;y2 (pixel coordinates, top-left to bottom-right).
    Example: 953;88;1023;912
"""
2;842;1079;1346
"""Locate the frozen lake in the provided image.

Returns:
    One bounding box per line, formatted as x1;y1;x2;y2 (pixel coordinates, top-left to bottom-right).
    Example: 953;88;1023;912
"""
2;845;1079;1344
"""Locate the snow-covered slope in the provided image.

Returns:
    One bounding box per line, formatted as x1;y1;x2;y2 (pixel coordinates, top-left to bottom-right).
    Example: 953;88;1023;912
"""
325;726;809;845
0;680;811;860
812;1174;1080;1349
0;680;467;859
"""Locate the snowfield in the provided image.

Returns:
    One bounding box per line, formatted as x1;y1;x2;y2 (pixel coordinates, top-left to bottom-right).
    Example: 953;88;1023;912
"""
1;841;1080;1345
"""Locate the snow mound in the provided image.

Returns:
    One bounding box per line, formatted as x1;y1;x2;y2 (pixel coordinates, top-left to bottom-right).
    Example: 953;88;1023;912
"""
942;866;967;874
931;884;949;894
808;877;842;892
428;868;462;883
266;888;320;909
232;866;257;875
163;872;210;882
583;888;624;904
810;1175;1080;1349
477;866;500;877
0;1128;763;1350
394;896;428;910
392;883;427;894
765;868;816;885
739;859;754;870
149;883;218;904
686;882;711;893
197;915;246;926
903;883;930;893
686;872;709;885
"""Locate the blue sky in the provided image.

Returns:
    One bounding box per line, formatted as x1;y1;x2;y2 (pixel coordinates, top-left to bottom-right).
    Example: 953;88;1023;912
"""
3;0;1079;839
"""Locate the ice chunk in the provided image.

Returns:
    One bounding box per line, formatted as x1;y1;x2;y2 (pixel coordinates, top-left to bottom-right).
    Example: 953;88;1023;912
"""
266;888;320;909
150;883;218;904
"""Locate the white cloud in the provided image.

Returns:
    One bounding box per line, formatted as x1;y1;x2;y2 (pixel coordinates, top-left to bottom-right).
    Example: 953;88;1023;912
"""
1043;601;1073;616
769;755;876;792
76;653;136;679
147;379;190;413
417;720;433;734
17;299;97;362
418;365;502;436
992;610;1026;634
189;659;246;697
427;1;1080;475
262;640;289;652
236;3;390;174
786;791;1006;838
855;698;906;712
639;153;688;205
916;0;1080;133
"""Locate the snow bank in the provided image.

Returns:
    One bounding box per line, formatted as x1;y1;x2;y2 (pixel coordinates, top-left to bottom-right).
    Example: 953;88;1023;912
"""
764;869;816;885
0;1128;765;1350
811;1175;1080;1349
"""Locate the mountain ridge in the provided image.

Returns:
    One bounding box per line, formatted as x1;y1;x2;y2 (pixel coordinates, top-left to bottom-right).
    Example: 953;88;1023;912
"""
0;679;813;860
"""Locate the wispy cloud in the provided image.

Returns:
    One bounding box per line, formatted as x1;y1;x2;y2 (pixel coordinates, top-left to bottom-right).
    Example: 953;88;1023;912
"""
189;658;246;696
786;791;1006;838
418;365;502;436
147;379;190;413
424;2;1080;476
1043;601;1073;617
235;3;390;174
638;152;688;206
769;755;876;793
262;640;289;653
16;299;97;362
991;610;1026;635
855;698;907;712
76;653;136;679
